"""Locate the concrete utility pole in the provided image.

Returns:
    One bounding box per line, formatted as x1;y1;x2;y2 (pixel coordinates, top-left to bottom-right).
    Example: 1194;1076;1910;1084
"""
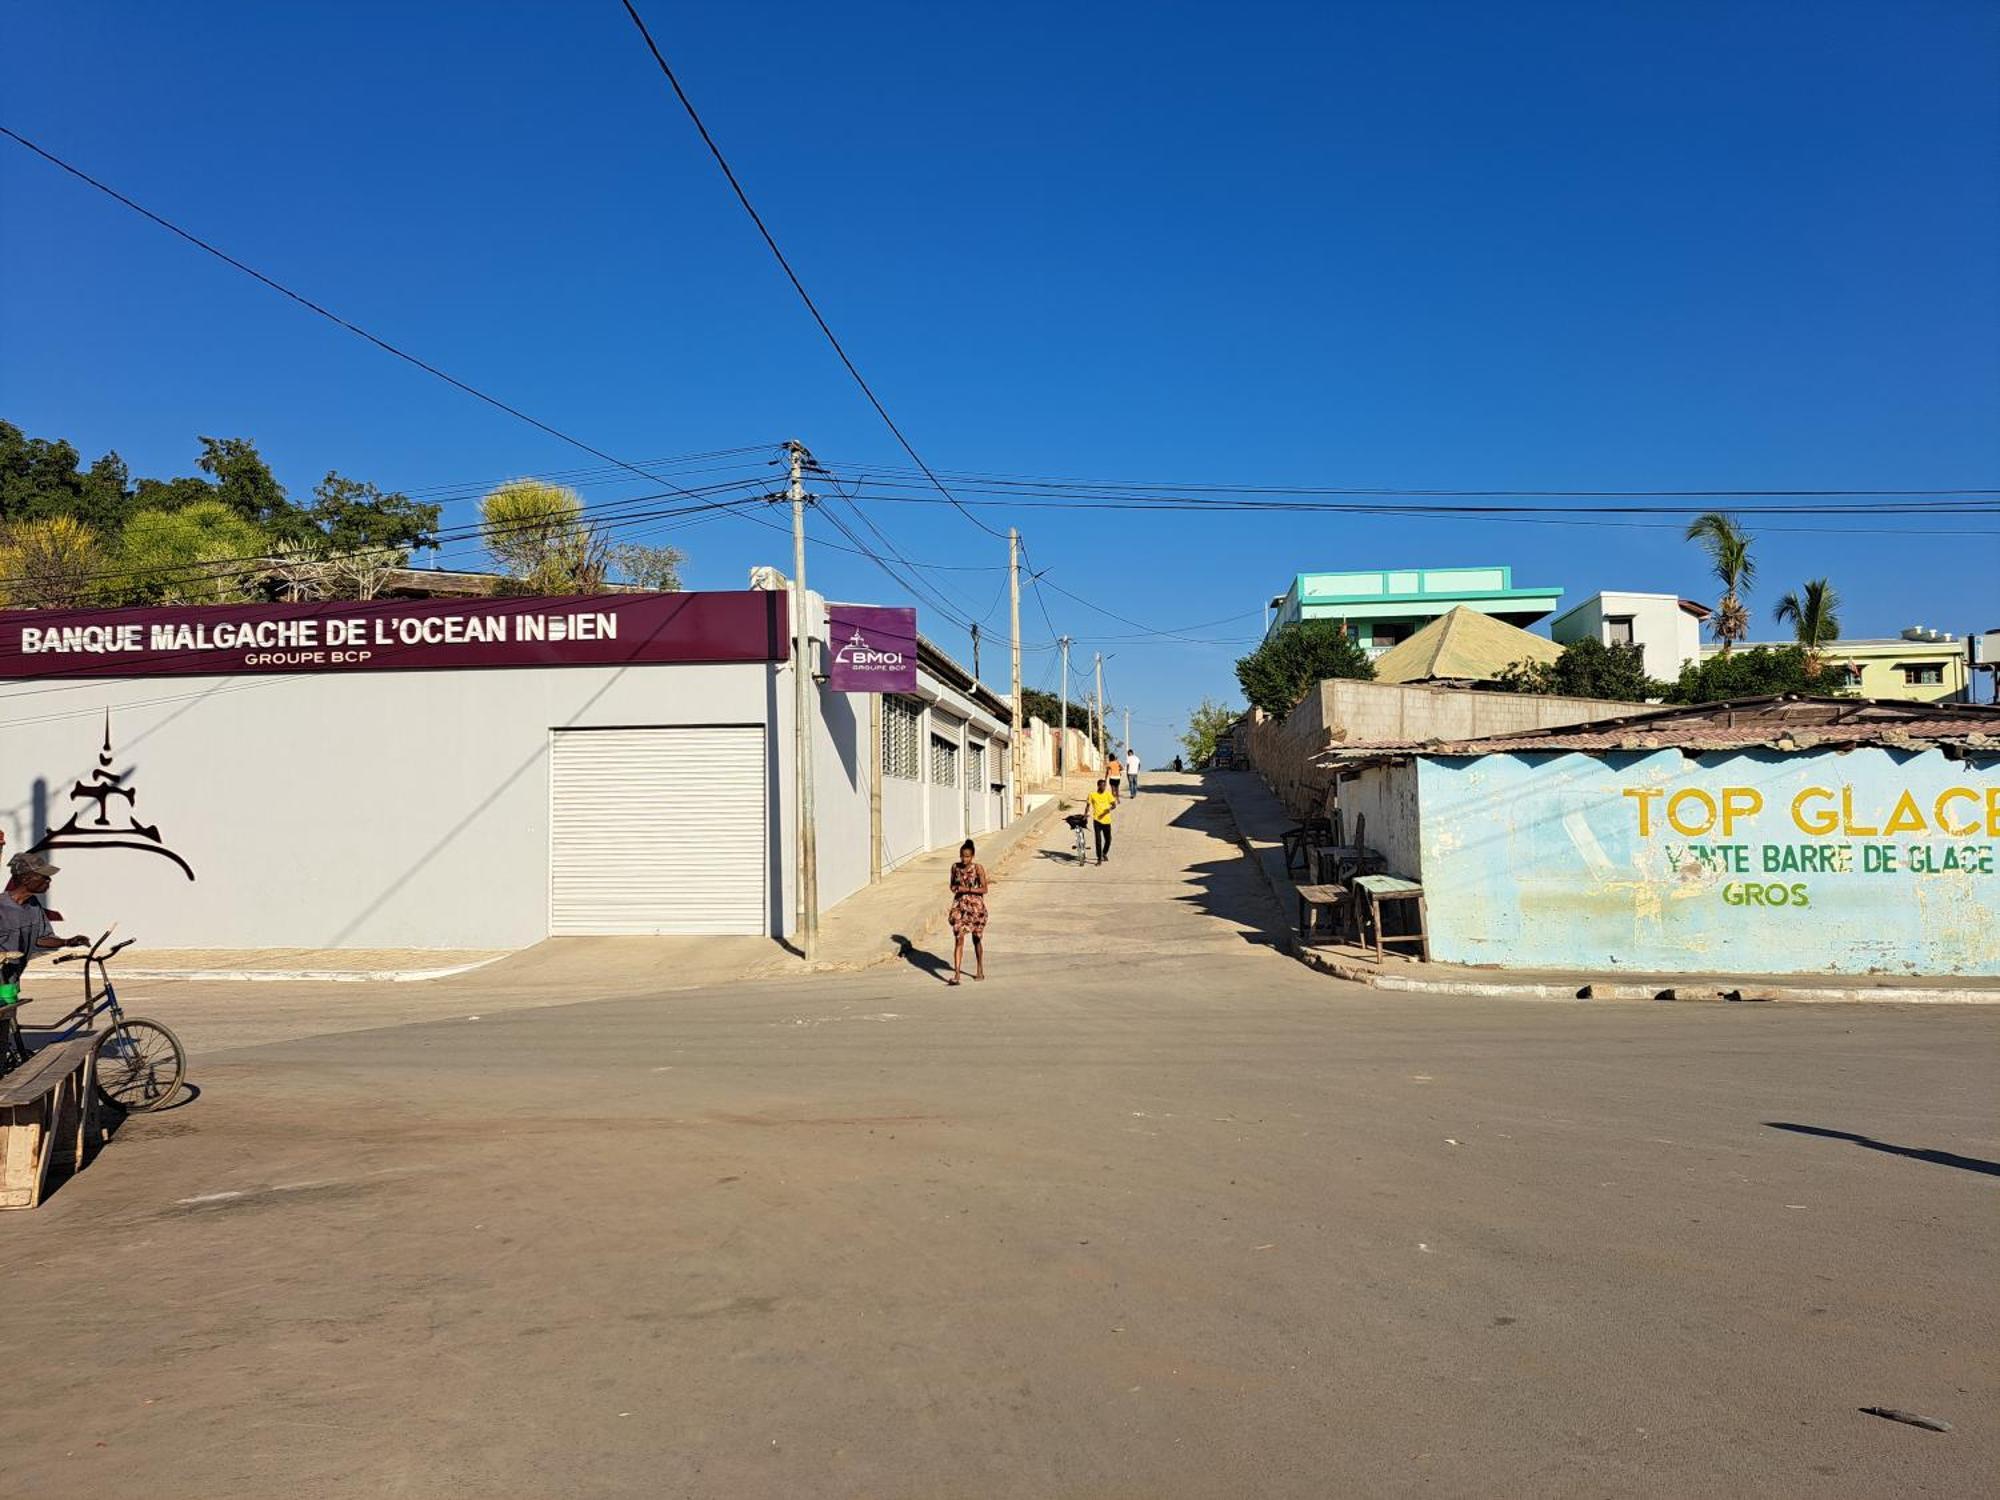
787;440;818;960
1058;635;1073;796
1123;707;1131;757
1009;528;1024;817
1094;652;1105;775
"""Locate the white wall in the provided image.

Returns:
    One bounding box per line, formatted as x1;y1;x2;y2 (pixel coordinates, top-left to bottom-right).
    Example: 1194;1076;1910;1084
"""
1551;592;1702;680
1337;761;1423;881
1;660;775;952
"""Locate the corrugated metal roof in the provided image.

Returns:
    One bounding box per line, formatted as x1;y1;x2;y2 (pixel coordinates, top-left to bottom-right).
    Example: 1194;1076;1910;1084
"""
1314;694;2000;761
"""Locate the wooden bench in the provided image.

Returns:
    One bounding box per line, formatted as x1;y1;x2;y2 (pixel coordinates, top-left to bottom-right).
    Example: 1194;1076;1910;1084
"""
1;1035;102;1211
1295;884;1355;947
1352;874;1431;964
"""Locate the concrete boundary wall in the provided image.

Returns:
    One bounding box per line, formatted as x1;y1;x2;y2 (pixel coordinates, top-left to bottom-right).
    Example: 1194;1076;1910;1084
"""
1246;678;1632;814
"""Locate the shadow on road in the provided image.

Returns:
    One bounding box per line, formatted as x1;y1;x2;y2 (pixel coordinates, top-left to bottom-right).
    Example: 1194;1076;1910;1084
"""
1764;1121;2000;1178
1165;792;1290;949
890;934;954;984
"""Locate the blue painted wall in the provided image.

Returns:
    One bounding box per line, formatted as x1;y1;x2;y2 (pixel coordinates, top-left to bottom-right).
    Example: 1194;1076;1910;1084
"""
1417;748;1999;976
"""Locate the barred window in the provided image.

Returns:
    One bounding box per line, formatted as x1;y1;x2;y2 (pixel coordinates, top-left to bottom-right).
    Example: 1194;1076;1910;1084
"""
882;696;920;780
930;732;959;787
968;742;986;791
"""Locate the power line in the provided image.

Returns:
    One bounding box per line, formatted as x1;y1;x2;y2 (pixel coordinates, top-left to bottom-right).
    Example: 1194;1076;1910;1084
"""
614;2;1008;542
0;124;718;505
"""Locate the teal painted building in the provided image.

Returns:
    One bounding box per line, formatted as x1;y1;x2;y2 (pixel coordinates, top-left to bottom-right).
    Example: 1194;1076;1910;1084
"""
1266;565;1562;655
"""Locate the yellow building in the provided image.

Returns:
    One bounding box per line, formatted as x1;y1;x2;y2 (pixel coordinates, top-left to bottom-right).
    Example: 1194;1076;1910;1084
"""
1704;629;1971;704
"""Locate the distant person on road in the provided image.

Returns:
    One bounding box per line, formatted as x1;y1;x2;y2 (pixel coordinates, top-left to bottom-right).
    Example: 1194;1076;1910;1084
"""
1107;753;1122;800
1125;747;1142;796
946;839;988;986
1172;755;1183;773
1086;778;1117;865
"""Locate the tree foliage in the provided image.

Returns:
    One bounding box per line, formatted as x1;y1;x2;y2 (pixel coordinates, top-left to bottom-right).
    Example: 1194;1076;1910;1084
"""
118;501;269;604
0;422;442;605
1496;638;1662;702
1021;687;1106;751
1773;578;1841;675
607;542;686;593
1234;619;1375;716
1179;696;1241;767
1685;511;1756;652
1664;645;1827;703
0;516;106;608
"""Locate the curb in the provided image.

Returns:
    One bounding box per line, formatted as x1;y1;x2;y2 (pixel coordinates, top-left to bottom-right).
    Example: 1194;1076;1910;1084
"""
114;955;508;985
1213;782;1998;1006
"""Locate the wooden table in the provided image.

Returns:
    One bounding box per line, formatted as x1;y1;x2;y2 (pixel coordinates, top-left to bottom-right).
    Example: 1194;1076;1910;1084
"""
1352;874;1430;964
1;1034;101;1210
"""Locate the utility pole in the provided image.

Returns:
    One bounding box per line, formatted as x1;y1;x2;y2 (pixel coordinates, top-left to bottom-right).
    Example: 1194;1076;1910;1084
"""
1009;528;1024;817
1123;707;1131;758
1094;652;1105;777
970;623;981;684
787;440;818;960
1058;635;1073;796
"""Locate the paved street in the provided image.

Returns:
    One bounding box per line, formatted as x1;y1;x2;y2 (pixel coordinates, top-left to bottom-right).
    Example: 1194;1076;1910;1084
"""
4;774;1994;1498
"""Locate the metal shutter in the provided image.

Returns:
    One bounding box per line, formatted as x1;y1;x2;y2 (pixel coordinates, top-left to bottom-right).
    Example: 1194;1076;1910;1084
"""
550;726;766;935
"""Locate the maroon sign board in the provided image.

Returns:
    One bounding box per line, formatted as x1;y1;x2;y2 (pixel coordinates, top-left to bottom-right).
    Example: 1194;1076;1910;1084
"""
825;604;918;693
0;591;788;680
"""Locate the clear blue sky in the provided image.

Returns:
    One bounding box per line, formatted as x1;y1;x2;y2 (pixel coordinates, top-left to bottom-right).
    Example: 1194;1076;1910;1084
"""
4;1;1996;744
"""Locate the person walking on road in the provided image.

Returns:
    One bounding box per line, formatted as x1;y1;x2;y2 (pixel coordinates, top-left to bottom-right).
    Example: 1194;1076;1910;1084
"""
1125;747;1142;796
1107;752;1122;800
946;839;988;985
1086;778;1117;865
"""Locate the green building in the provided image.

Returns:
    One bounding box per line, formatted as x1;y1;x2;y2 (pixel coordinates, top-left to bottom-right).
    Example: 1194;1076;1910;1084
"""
1265;565;1563;657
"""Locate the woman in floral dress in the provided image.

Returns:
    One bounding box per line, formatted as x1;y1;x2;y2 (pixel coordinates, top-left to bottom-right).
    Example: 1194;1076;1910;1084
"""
947;839;988;985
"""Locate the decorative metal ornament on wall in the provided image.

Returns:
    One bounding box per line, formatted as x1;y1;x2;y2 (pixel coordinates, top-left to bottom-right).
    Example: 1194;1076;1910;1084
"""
29;711;196;881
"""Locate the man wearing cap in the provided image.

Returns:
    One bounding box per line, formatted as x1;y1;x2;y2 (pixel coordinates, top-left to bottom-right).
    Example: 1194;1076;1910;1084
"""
1;852;88;981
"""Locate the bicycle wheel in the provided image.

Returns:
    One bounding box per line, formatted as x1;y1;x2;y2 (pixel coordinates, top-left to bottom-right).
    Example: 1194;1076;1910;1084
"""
95;1017;186;1112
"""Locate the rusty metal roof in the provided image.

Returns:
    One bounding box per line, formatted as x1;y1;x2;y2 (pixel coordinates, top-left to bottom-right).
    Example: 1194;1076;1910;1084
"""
1314;694;2000;760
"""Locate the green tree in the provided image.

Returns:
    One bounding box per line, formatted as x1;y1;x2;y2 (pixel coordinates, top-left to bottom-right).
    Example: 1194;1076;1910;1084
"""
1496;638;1662;702
116;500;269;604
1685;511;1756;653
1773;578;1842;677
0;516;107;608
1179;696;1241;767
1664;645;1828;704
307;472;440;557
480;479;611;593
1234;619;1375;716
0;420;133;533
607;542;686;592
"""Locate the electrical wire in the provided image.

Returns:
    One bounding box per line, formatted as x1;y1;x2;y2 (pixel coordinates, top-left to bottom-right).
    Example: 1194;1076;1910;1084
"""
0;124;723;506
614;2;1007;542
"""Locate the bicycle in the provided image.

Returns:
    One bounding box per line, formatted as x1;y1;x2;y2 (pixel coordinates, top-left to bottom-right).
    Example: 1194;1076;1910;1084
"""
1066;812;1090;866
1;930;187;1112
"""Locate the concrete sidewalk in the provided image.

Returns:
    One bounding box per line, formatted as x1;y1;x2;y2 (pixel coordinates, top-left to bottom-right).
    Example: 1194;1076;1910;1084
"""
1209;769;2000;1004
111;797;1062;986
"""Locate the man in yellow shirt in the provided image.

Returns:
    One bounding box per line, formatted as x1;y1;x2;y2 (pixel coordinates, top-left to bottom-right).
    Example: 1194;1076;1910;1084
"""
1085;778;1118;866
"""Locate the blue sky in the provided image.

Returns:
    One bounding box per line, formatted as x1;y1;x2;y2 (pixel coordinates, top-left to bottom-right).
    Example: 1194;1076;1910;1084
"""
4;1;1996;744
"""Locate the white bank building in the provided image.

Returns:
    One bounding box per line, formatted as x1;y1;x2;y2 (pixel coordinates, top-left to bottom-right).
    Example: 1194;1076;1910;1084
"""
0;581;1011;952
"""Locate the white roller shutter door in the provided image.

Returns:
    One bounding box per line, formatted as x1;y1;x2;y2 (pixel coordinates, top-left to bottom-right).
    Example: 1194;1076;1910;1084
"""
550;726;767;935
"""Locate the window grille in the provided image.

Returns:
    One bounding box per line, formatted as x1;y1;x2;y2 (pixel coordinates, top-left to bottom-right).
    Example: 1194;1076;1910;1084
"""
968;742;986;790
930;732;959;787
882;696;921;780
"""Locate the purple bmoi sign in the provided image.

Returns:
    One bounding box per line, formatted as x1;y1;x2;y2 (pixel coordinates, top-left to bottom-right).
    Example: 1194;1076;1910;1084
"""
0;591;787;680
826;604;918;693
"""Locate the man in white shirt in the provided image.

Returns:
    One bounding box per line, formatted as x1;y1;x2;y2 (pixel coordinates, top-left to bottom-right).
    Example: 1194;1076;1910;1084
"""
1125;747;1142;796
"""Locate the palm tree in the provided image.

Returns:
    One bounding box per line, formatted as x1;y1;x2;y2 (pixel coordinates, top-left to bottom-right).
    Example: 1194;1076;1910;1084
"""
1685;512;1756;652
1774;578;1842;678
